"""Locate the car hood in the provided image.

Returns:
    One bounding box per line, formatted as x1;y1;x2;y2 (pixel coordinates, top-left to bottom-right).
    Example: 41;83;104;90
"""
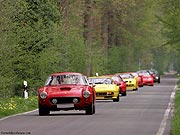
123;78;134;81
123;78;135;83
142;76;152;79
42;85;87;96
95;84;117;92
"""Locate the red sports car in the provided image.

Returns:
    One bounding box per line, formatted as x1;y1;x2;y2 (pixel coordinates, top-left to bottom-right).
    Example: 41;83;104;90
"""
38;72;96;115
137;71;154;86
130;72;143;87
111;75;127;96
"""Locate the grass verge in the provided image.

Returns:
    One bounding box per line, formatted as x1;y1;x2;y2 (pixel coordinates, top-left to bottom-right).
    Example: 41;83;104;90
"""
171;79;180;135
0;96;37;119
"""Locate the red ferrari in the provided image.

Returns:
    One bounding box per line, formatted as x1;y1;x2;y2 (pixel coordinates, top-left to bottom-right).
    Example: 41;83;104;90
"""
111;75;127;96
131;72;143;87
38;72;96;115
137;71;154;86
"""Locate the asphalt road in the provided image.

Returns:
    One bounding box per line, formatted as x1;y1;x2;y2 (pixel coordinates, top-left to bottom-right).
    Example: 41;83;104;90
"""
0;74;178;135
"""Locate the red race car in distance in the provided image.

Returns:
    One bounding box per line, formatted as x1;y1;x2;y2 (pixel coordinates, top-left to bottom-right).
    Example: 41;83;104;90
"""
137;70;154;86
38;72;96;116
111;75;127;96
130;72;143;87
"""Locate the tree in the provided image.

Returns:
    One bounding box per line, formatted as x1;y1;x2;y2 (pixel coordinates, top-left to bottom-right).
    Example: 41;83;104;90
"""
0;0;61;97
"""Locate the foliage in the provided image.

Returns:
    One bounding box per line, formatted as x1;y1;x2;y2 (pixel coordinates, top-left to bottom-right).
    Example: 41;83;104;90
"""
0;0;88;96
161;0;180;47
0;0;180;99
0;96;37;118
160;0;180;72
172;88;180;135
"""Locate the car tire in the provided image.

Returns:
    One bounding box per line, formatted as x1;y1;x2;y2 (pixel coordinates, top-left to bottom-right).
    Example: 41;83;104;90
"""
38;103;50;116
93;103;95;114
121;92;127;96
113;94;119;102
133;87;138;91
86;102;94;115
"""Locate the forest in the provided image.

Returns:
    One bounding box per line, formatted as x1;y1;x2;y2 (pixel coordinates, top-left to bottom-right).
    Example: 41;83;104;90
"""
0;0;180;98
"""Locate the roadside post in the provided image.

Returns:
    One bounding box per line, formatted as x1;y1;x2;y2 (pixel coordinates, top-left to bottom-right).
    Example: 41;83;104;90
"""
23;80;28;99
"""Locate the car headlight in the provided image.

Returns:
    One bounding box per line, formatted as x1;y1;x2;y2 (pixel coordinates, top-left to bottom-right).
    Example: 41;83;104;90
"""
83;91;90;98
40;91;47;99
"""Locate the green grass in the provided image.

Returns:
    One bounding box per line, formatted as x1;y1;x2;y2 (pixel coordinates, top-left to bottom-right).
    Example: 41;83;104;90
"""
0;96;38;118
171;79;180;135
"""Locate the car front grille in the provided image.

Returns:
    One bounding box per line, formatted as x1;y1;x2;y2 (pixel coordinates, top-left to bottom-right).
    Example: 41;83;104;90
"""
96;92;114;96
50;97;81;104
126;84;134;87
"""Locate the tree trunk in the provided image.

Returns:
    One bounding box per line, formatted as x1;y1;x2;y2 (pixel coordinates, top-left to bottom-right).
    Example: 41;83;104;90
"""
101;11;108;59
108;11;115;47
84;0;94;76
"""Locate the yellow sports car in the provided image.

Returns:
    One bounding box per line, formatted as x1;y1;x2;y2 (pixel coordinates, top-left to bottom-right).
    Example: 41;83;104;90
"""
88;76;119;102
116;73;138;91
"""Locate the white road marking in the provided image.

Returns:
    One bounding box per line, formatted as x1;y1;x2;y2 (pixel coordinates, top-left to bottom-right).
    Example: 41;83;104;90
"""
155;85;177;88
0;109;38;121
156;85;178;135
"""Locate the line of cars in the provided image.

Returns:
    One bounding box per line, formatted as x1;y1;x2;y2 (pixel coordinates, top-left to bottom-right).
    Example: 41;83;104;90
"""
37;69;160;116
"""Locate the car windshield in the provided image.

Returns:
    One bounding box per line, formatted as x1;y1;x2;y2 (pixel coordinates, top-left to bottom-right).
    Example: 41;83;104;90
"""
120;74;133;79
88;78;113;84
149;70;158;75
139;72;150;77
111;76;121;82
131;73;138;77
45;75;88;86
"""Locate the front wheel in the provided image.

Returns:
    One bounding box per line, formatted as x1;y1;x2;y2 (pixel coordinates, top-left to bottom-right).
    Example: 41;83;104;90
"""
113;94;119;102
85;102;94;115
121;92;127;96
38;103;50;116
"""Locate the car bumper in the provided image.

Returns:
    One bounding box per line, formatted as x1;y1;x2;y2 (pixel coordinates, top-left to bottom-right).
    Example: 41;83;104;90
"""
143;81;154;86
126;84;137;90
96;91;119;100
39;96;93;110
